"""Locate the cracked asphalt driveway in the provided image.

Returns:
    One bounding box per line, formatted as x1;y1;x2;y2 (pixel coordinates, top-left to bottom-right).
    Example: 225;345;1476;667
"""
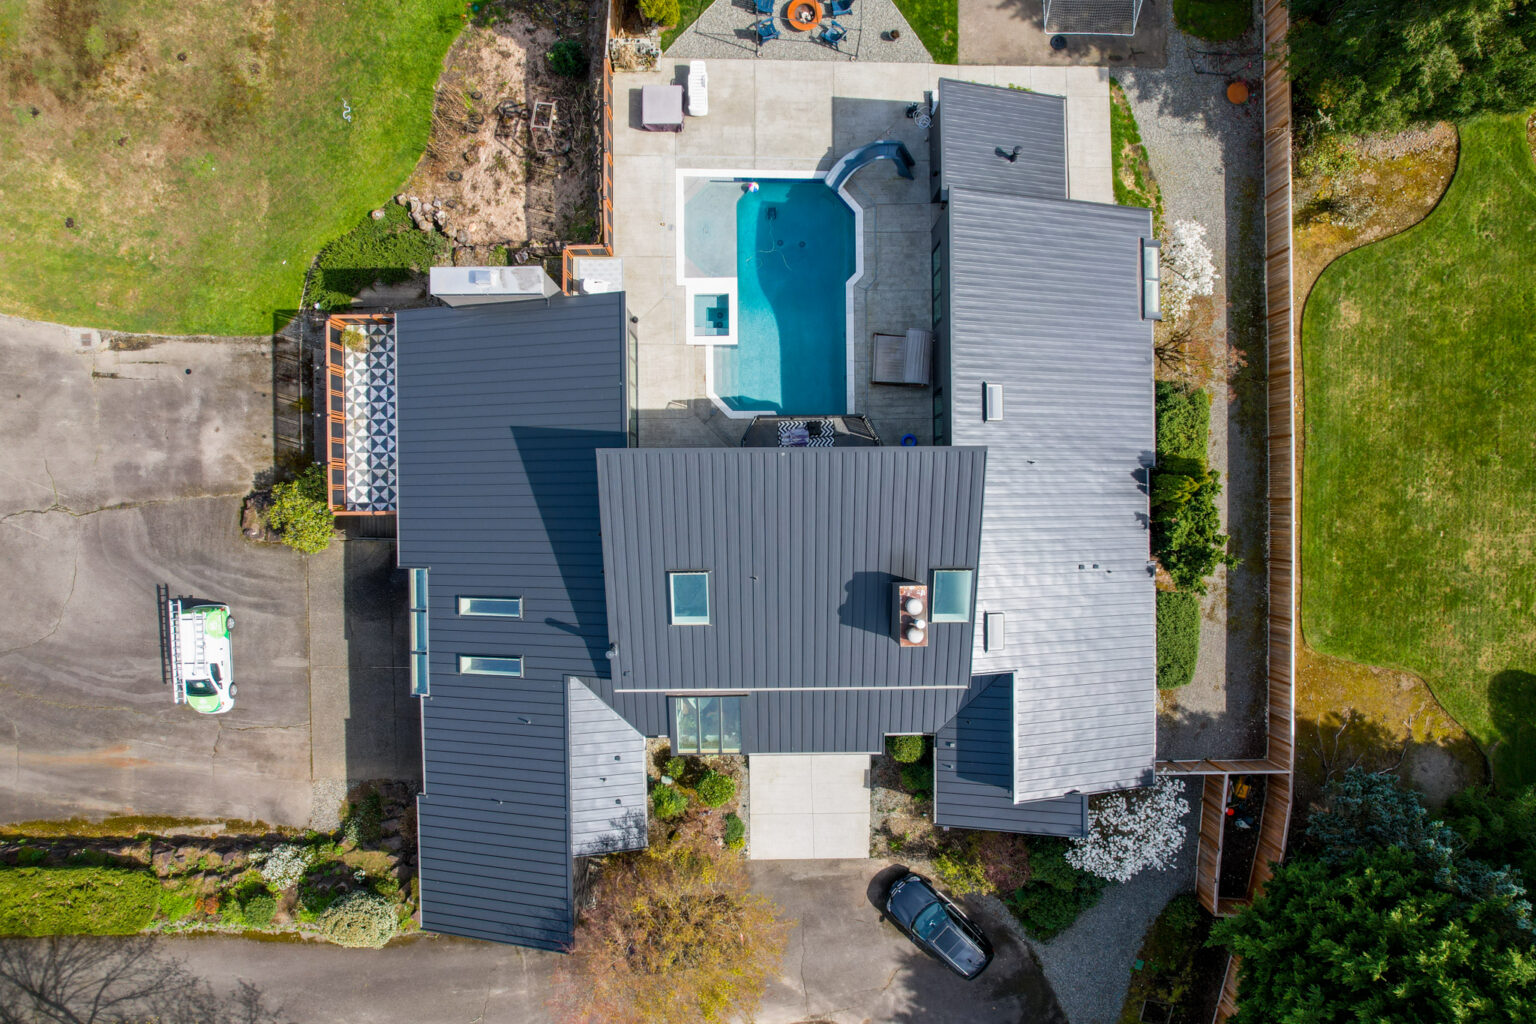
0;314;316;826
753;860;1068;1024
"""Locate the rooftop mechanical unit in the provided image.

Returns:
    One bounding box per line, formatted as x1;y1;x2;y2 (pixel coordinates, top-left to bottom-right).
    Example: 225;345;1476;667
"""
429;266;558;306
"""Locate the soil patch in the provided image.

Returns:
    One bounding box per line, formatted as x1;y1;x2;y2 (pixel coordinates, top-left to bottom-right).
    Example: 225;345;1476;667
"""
401;10;600;262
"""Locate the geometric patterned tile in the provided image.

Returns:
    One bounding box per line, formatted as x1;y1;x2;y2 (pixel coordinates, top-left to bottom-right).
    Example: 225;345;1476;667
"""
342;322;399;511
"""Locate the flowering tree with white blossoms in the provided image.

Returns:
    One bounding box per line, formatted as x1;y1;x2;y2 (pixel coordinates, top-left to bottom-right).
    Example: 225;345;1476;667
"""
1067;776;1191;883
1162;219;1219;323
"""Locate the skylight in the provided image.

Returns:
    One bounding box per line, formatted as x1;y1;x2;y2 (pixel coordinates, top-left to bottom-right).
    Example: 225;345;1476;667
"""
931;569;975;623
669;571;711;626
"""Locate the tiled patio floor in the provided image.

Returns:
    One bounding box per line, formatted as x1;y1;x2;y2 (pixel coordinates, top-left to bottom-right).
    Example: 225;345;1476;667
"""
341;322;398;511
612;59;1113;447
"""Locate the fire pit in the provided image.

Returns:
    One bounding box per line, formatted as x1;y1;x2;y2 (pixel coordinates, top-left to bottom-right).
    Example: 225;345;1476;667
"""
786;0;823;30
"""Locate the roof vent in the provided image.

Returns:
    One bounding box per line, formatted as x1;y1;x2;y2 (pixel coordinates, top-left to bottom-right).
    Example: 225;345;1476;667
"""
985;612;1006;652
983;382;1004;422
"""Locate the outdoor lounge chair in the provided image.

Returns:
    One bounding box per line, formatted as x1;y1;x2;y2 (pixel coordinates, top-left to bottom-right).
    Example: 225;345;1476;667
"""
755;0;775;13
754;17;780;43
825;0;852;16
871;329;933;385
818;20;847;49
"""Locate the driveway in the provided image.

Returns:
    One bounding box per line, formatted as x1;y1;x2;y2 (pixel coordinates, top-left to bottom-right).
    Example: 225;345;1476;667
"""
0;861;1063;1023
0;315;415;828
753;860;1066;1024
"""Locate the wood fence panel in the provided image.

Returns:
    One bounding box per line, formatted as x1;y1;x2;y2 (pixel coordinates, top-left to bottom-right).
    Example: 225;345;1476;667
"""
1196;775;1228;915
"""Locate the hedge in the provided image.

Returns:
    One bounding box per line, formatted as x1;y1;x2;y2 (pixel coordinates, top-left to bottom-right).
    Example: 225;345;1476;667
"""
1156;591;1201;689
0;866;162;936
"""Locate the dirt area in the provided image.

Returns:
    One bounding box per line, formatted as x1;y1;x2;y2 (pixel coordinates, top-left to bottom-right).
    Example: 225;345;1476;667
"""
1291;123;1459;309
869;754;941;863
400;4;601;263
1290;124;1481;817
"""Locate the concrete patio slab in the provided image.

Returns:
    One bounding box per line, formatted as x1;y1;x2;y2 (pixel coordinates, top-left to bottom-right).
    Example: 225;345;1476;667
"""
750;753;871;858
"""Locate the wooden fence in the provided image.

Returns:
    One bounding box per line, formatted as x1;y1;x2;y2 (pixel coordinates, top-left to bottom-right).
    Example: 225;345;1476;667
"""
1200;0;1296;1018
561;0;616;294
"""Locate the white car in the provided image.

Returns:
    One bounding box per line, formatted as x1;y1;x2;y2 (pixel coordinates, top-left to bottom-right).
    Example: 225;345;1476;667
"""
167;600;236;714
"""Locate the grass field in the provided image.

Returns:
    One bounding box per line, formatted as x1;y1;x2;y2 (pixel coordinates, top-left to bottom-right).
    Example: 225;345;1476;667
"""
1302;115;1536;788
1172;0;1251;41
891;0;957;64
0;0;463;334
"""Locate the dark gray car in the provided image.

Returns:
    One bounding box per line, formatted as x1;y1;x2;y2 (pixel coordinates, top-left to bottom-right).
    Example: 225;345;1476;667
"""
884;872;995;979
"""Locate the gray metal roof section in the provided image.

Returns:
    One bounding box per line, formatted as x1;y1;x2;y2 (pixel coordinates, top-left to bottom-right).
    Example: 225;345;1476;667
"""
569;678;649;856
395;293;628;950
945;189;1157;803
596;447;986;696
936;79;1067;201
934;676;1088;836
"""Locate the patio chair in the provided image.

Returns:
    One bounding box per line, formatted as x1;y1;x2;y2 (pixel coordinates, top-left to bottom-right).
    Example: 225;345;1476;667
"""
818;19;847;49
825;0;852;15
754;17;780;43
754;0;774;13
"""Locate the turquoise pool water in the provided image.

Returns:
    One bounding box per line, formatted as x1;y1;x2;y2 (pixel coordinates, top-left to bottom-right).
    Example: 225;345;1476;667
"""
711;180;854;415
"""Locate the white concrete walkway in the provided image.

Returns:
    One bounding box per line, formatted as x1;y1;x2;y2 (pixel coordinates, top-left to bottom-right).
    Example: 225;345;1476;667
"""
749;753;872;859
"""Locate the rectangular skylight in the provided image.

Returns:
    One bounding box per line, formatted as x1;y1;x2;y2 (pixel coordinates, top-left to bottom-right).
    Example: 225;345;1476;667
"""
457;596;523;618
931;569;975;623
458;655;523;677
1141;240;1162;321
669;571;711;626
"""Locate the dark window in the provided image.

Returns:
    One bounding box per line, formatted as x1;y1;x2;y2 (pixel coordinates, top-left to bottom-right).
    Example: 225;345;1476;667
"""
673;696;743;754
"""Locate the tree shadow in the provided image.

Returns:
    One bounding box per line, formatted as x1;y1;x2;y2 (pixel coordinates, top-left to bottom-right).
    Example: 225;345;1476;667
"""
1487;669;1536;788
0;935;292;1024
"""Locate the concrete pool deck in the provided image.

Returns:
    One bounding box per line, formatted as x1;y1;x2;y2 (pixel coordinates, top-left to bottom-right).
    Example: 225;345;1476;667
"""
613;59;1113;447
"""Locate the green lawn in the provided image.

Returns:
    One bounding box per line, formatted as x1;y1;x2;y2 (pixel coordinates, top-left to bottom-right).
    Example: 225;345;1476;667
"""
1109;79;1163;232
1172;0;1251;42
891;0;956;64
0;0;463;334
661;0;710;51
1302;114;1536;788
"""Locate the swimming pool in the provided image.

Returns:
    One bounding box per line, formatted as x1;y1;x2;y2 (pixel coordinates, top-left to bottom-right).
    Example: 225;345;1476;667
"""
684;178;856;416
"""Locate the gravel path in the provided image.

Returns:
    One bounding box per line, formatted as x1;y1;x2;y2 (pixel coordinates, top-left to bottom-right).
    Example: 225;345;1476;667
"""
665;0;932;62
984;819;1200;1024
1117;6;1270;761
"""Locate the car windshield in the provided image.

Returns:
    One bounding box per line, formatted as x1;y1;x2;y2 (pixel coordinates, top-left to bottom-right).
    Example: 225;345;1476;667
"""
912;902;949;942
185;678;216;696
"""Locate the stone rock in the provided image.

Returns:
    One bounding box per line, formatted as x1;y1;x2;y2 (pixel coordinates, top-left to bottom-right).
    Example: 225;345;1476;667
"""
151;849;176;875
418;220;436;233
382;817;403;834
383;835;404;852
395;193;407;205
370;209;385;220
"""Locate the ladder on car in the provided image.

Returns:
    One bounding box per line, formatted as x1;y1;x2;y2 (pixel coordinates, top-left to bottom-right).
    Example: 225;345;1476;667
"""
164;597;197;704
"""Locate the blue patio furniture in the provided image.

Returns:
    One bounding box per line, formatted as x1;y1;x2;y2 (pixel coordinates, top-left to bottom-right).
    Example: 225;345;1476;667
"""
755;17;780;42
825;0;852;15
755;0;774;13
818;19;847;48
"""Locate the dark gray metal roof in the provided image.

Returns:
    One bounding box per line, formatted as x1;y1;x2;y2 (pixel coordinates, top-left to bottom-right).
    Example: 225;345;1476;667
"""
395;294;628;950
935;79;1067;202
596;447;986;698
944;188;1157;804
934;676;1088;836
569;679;648;856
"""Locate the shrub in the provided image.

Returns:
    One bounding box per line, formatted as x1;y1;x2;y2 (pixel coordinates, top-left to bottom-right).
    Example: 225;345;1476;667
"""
638;0;680;26
900;761;933;800
264;464;335;554
553;833;789;1023
933;846;990;896
0;867;161;935
887;735;926;764
342;789;384;846
158;885;198;923
1156;590;1200;689
256;843;312;892
651;783;688;821
546;38;586;78
1067;777;1191;883
695;770;736;808
318;890;397;948
1152;466;1235;593
1004;840;1107;940
723;812;746;850
1155;382;1210;462
663;756;688;781
310;204;448;311
237;891;277;929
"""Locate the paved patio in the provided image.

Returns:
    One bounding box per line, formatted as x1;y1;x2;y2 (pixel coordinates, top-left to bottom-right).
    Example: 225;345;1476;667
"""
749;754;871;858
612;59;1114;447
666;0;932;63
